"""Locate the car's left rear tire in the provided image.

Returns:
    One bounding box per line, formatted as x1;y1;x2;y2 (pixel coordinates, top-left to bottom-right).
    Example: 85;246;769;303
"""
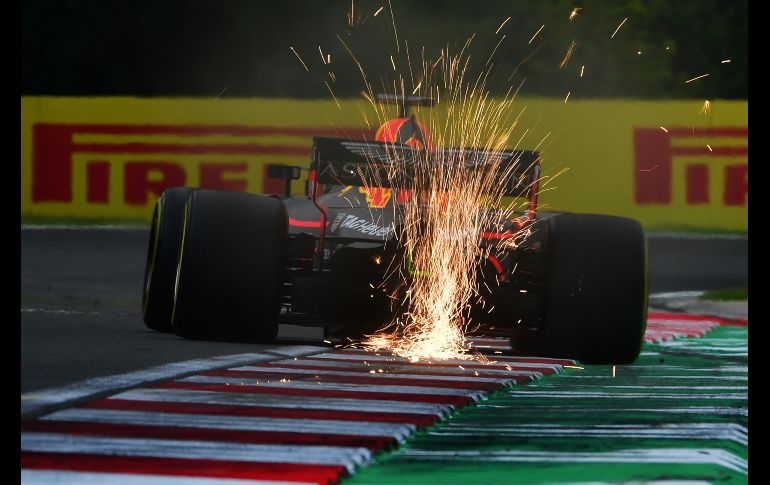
171;190;287;341
142;187;196;332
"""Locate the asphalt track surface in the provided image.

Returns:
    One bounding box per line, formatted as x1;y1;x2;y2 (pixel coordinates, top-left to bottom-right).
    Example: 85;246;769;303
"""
20;227;747;394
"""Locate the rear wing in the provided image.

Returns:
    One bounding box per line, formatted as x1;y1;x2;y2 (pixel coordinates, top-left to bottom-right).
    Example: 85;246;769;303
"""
311;137;540;199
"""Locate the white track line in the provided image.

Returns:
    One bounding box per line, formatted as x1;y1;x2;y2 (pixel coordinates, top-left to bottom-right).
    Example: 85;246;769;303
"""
21;433;371;473
506;391;747;400
270;358;545;377
111;388;453;417
429;423;747;445
230;365;513;383
41;408;415;441
476;404;748;416
21;470;314;485
649;291;706;299
178;375;486;399
21;347;325;420
397;448;747;475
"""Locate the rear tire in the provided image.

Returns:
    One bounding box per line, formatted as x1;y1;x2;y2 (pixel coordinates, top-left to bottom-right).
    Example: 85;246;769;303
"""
540;213;648;364
171;190;287;341
142;187;196;332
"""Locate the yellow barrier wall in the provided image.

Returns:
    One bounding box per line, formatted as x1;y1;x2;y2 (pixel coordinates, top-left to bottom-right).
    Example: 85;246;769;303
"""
21;96;747;230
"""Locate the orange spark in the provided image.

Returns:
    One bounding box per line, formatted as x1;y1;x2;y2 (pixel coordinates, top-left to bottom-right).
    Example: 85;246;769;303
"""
700;100;711;115
611;17;628;38
564;91;571;103
324;81;341;109
560;40;578;69
374;6;384;16
569;7;582;21
495;16;511;34
289;46;309;71
528;24;545;44
707;144;713;152
685;73;710;84
580;65;585;77
660;127;669;133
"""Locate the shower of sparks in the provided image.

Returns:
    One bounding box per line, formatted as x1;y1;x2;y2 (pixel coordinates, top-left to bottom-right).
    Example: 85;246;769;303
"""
564;91;571;103
350;40;536;363
685;73;710;84
660;126;669;133
580;65;585;77
528;24;545;44
560;40;578;69
700;100;711;115
290;46;309;71
495;16;511;34
374;6;384;16
611;18;628;38
569;7;582;21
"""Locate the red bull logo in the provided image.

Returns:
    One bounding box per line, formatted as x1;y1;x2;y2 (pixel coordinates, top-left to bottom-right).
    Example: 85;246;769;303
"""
358;186;392;208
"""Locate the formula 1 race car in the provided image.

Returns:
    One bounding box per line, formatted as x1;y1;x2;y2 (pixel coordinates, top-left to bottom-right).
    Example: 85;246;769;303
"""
142;96;648;364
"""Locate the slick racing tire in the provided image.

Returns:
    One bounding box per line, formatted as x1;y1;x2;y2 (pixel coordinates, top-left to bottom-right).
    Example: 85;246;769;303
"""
142;187;197;332
171;190;287;341
540;213;648;364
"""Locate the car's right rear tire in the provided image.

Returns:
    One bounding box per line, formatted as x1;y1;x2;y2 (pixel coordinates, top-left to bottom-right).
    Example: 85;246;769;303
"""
538;213;648;364
171;190;287;341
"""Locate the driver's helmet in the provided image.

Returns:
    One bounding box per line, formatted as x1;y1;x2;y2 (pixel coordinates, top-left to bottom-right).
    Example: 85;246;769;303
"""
375;115;433;150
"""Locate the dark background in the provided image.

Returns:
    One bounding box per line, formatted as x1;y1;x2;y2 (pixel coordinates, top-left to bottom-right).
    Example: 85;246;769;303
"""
21;0;747;99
